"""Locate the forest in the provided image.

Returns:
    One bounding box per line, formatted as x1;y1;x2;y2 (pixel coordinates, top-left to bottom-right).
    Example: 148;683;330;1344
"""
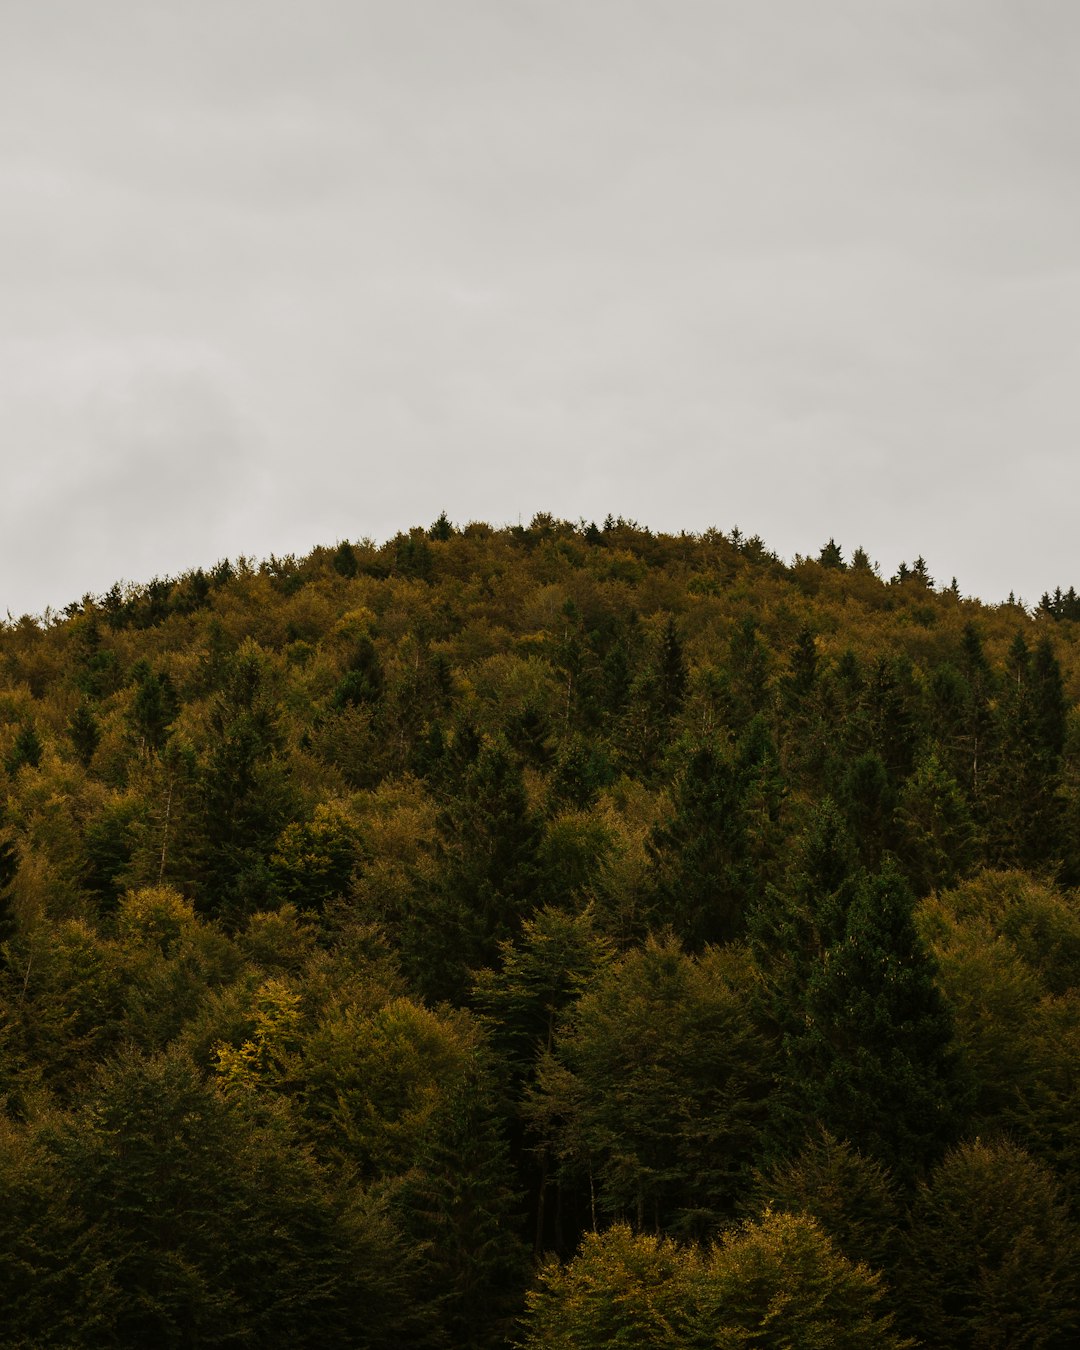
1;513;1079;1347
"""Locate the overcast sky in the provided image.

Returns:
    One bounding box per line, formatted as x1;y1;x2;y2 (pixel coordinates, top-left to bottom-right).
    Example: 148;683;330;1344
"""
3;0;1078;616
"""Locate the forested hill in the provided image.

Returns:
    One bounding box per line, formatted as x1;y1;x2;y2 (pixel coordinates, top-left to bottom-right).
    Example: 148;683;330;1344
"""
1;514;1079;1346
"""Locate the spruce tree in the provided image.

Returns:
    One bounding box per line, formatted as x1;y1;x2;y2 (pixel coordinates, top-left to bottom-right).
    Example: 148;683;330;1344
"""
68;701;101;769
656;613;688;723
5;720;42;775
779;859;967;1181
900;1138;1080;1349
647;739;755;946
331;540;358;578
987;633;1066;867
414;738;545;1001
395;1069;527;1350
894;753;977;895
128;664;179;754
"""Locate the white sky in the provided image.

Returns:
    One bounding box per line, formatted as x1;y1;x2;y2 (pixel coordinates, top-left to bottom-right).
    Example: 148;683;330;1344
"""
3;1;1079;616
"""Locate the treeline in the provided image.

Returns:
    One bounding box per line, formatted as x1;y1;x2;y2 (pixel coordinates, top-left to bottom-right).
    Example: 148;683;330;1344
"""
0;514;1078;1346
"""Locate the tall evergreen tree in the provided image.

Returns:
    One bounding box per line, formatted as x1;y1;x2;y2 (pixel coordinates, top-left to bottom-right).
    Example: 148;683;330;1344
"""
647;739;755;946
394;1068;527;1350
987;633;1067;867
773;859;966;1181
656;613;688;723
67;701;101;769
5;720;43;775
412;739;545;1002
894;752;977;895
128;664;179;754
958;622;996;805
195;641;297;923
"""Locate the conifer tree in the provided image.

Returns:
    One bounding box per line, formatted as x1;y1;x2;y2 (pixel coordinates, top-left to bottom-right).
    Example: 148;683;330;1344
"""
195;641;297;923
412;738;545;1001
428;511;454;541
987;633;1067;866
647;739;755;945
332;634;385;710
331;539;359;578
900;1138;1080;1349
656;613;688;722
5;720;42;775
530;938;769;1236
726;616;771;729
395;1068;527;1350
67;701;101;769
958;622;996;804
128;664;179;754
775;859;966;1181
786;625;818;700
819;538;845;569
894;752;977;895
749;1127;903;1275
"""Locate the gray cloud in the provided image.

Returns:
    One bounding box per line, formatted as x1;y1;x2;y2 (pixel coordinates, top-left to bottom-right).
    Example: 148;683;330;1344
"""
3;1;1079;613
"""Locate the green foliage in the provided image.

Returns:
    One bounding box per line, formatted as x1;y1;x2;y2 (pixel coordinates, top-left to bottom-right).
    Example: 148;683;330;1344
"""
418;737;546;1001
647;739;759;946
819;538;845;569
547;734;614;810
986;634;1068;866
5;719;43;774
472;904;614;1082
916;872;1080;1192
747;1128;903;1274
690;1210;910;1349
4;516;1080;1344
521;1213;909;1349
332;539;359;578
393;1066;528;1350
82;796;146;906
333;633;384;708
895;751;977;895
25;1047;423;1347
128;663;179;753
760;856;966;1180
67;701;101;769
899;1137;1080;1349
300;996;481;1173
529;937;769;1234
521;1223;696;1349
270;800;359;909
195;640;298;923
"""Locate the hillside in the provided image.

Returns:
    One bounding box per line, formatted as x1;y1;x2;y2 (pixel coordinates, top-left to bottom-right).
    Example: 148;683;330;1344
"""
1;514;1079;1346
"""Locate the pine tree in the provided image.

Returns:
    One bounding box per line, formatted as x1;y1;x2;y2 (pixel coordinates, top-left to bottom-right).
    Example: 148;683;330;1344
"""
656;613;688;723
819;538;845;569
900;1138;1080;1349
726;616;771;729
647;739;755;946
749;1127;903;1275
331;540;359;578
894;753;977;895
128;664;179;753
333;634;384;709
67;702;101;769
778;859;966;1181
5;720;43;775
987;633;1066;866
395;1068;527;1350
786;625;818;701
195;641;297;923
414;739;545;1001
529;938;769;1236
428;511;455;541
